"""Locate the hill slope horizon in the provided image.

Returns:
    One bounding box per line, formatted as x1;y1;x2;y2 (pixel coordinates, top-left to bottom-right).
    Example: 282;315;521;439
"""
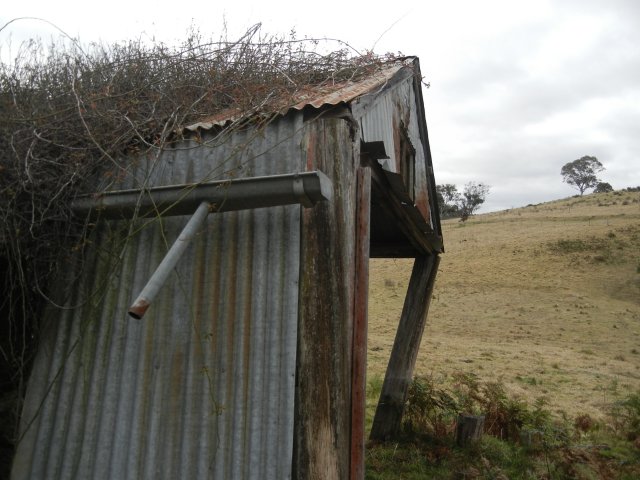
368;189;640;419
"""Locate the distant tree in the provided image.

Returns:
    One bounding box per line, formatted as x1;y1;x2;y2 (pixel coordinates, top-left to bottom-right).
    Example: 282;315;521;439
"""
436;183;461;218
561;156;605;195
459;182;490;222
594;182;613;193
436;182;490;221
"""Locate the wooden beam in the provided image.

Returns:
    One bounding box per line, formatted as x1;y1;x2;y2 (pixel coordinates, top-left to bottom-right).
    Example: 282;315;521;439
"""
350;165;371;480
369;233;444;258
368;161;442;255
294;118;356;480
369;254;441;441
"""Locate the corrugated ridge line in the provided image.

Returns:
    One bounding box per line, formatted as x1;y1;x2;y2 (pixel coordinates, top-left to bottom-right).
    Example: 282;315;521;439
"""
267;204;299;480
140;232;175;480
211;209;236;478
281;202;299;480
16;225;111;478
175;152;211;479
121;220;163;480
250;120;299;479
357;91;398;172
243;135;267;479
153;115;301;478
98;223;145;479
225;208;244;477
19;255;81;478
52;242;114;479
66;229;122;479
160;145;201;479
124;222;159;479
114;198;151;477
189;205;216;480
59;227;121;479
198;212;224;479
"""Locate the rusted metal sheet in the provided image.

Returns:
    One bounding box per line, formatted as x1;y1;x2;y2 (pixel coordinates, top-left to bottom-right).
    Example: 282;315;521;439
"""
351;66;433;227
185;64;404;131
409;58;442;241
13;114;306;479
293;117;357;480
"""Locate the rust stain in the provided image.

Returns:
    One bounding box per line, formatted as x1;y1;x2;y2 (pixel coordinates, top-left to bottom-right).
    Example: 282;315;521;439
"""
414;188;430;222
184;64;405;132
392;114;402;173
128;299;149;319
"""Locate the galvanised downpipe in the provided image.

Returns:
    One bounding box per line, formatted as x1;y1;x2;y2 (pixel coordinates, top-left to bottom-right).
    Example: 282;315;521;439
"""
128;201;212;319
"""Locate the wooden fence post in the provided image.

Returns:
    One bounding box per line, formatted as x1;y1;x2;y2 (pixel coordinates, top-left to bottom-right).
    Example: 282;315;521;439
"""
455;415;485;446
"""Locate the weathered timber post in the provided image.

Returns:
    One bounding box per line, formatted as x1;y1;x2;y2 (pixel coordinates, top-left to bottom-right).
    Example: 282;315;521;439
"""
294;118;357;480
369;253;440;441
455;414;485;446
350;165;371;480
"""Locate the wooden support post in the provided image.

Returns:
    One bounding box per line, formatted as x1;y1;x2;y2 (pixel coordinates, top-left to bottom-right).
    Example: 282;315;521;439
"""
369;254;440;441
294;119;357;480
350;165;371;480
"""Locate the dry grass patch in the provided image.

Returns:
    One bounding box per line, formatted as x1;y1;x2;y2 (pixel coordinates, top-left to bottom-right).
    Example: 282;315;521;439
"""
368;191;640;420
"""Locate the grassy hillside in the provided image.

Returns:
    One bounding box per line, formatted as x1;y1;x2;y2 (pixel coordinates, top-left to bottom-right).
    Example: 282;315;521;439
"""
368;189;640;420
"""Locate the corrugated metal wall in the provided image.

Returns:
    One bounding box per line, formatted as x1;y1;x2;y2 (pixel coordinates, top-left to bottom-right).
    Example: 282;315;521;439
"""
353;73;431;224
13;114;305;479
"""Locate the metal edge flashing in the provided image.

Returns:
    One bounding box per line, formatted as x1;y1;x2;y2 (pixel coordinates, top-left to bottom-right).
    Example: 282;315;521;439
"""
409;58;444;252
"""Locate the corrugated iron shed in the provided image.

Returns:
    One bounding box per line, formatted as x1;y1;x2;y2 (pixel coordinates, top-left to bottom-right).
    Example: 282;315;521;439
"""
13;57;442;480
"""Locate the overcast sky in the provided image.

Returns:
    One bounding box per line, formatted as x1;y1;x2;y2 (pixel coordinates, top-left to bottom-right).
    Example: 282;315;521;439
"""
2;0;639;211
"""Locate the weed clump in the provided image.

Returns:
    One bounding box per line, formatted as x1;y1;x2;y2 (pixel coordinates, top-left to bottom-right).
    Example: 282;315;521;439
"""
401;374;556;444
610;391;640;441
367;378;640;479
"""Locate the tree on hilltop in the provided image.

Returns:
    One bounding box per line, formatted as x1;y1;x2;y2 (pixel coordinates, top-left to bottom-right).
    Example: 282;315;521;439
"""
561;156;604;195
594;181;613;193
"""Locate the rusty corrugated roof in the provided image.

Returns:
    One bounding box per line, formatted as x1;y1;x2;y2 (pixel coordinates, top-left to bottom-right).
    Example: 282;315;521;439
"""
184;62;406;131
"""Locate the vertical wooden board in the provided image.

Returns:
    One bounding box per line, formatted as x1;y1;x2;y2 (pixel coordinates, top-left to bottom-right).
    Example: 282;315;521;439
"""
369;254;440;441
350;165;371;480
294;118;357;480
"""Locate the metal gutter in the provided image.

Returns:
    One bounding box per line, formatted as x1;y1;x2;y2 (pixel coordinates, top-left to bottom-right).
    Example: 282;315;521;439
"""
71;171;333;319
72;171;333;220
